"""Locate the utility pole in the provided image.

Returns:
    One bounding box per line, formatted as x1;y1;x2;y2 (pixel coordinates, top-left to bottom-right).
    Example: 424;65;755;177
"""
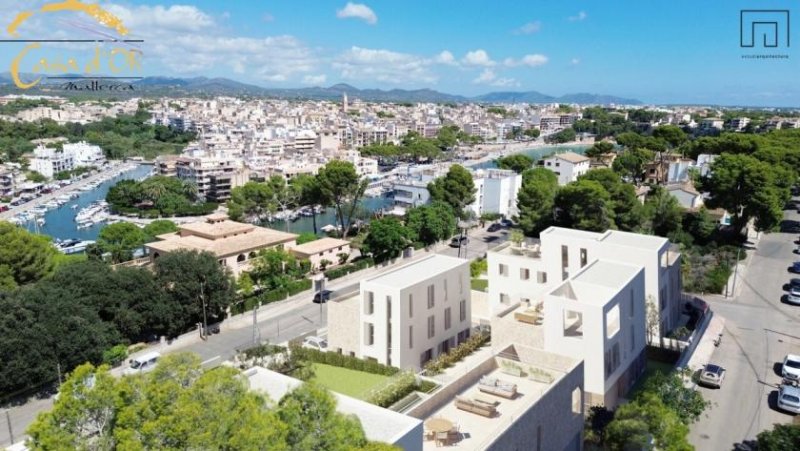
200;280;208;340
5;409;13;445
252;304;260;345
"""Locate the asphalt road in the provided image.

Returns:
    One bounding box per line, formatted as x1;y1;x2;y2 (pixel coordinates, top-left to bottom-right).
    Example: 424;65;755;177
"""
688;199;800;450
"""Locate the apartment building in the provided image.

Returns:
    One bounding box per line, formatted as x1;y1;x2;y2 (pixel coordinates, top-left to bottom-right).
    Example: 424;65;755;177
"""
29;146;74;179
539;115;562;132
542;152;590;185
487;227;682;337
475;169;522;218
0;169;14;198
175;155;247;202
729;117;750;131
327;255;471;370
63;141;106;167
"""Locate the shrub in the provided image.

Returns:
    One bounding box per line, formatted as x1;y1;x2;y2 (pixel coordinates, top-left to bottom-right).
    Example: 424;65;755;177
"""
470;258;487;278
367;371;417;408
324;257;375;280
289;344;399;376
423;331;490;375
102;344;129;367
241;343;286;360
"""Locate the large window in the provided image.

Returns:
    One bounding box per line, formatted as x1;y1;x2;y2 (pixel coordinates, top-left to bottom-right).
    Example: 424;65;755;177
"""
500;293;510;305
365;323;374;345
563;309;583;338
459;299;467;322
444;307;452;330
561;245;569;280
606;304;620;339
499;264;508;277
537;271;548;284
427;315;435;338
408;294;413;318
365;291;374;315
427;284;435;309
520;268;530;280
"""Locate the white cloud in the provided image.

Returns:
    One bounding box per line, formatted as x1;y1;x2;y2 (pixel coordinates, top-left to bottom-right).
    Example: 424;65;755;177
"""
462;49;495;67
107;4;215;33
568;11;587;22
491;78;520;88
336;2;377;25
435;50;457;65
472;69;496;84
303;74;327;85
333;46;437;84
571;58;580;65
262;13;275;22
514;21;541;35
504;54;549;67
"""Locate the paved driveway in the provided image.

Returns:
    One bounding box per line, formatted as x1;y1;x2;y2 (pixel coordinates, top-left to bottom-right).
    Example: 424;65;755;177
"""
689;199;800;450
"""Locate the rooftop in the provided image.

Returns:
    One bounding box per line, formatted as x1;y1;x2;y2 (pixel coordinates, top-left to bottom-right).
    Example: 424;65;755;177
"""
365;255;466;288
598;229;668;251
289;237;350;256
551;259;642;305
244;367;421;445
551;151;590;164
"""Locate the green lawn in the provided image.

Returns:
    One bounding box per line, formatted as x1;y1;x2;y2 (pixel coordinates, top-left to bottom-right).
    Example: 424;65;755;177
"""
471;278;488;292
627;360;675;400
310;363;389;400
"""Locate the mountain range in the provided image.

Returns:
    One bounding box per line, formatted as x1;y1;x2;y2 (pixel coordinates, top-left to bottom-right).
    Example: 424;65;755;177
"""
0;73;642;105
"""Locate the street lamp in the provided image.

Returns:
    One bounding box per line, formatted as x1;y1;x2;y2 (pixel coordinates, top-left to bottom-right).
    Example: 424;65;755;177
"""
313;273;327;324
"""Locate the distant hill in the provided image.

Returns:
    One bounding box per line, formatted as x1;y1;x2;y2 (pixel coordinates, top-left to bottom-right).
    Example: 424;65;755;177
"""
0;73;641;105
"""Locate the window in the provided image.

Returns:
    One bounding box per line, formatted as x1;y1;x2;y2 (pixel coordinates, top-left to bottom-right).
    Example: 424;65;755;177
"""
444;307;452;330
659;287;666;311
500;293;510;305
427;284;435;309
580;248;587;268
629;290;635;317
365;323;374;345
571;387;582;415
444;279;448;301
561;245;569;280
630;324;635;351
555;162;560;167
499;264;508;277
427;315;435;338
605;304;620;339
459;300;467;322
365;291;374;315
563;309;583;338
537;271;548;284
520;268;530;280
408;294;413;318
409;326;413;349
459;273;463;293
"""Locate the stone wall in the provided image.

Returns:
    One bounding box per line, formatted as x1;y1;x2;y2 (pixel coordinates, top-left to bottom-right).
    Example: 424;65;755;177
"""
327;295;360;357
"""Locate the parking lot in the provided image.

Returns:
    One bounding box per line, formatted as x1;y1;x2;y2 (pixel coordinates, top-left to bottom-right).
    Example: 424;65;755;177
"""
689;198;800;450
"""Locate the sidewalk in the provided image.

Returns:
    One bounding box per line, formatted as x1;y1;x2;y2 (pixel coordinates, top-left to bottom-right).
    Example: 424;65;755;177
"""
721;227;762;300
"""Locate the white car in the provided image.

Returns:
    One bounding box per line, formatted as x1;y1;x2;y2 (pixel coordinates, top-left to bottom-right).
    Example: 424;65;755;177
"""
778;385;800;414
302;336;328;352
789;290;800;305
783;354;800;382
698;364;726;388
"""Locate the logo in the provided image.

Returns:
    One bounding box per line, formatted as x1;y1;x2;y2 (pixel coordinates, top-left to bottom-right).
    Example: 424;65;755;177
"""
1;0;143;89
740;9;791;60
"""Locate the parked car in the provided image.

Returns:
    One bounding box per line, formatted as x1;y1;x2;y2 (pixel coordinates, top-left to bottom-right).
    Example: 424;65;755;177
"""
698;364;726;388
788;290;800;305
783;354;800;382
302;336;328;351
790;278;800;290
500;218;513;227
123;351;161;376
449;236;469;247
791;261;800;273
777;384;800;414
487;223;502;232
313;289;333;303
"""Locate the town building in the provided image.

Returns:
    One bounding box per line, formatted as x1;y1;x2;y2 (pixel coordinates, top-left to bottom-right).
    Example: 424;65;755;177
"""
470;169;522;218
542;152;590;185
145;214;298;277
729;117;750;131
174;155;248;202
666;183;704;209
29;146;74;179
327;255;471;371
287;237;351;271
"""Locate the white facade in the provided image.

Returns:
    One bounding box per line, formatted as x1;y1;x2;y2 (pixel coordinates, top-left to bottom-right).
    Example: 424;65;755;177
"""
63;141;106;167
29;146;73;179
330;255;472;371
487;227;682;337
392;180;431;209
542;152;590;185
478;169;522;218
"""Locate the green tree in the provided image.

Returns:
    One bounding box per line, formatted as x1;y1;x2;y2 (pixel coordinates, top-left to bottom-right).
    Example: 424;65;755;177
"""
495;154;533;173
317;161;368;238
405;201;457;245
227;181;275;222
296;232;319;245
97;222;148;263
652;124;688;148
700;153;786;236
545;128;577;144
580;168;644;231
427;164;476;217
642;370;709;424
523;128;540;138
584;141;616;159
516;168;558;236
142;219;178;241
643;186;684;237
153;250;236;337
0;221;57;290
757;424;800;451
278;383;369;451
26;171;47;183
554;180;615;232
605;392;692;451
292;174;330;235
683;207;716;245
362;218;413;263
612;148;654;184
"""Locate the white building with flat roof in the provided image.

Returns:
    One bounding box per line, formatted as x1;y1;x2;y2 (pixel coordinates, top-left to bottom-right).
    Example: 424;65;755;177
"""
542;152;590;185
327;255;471;371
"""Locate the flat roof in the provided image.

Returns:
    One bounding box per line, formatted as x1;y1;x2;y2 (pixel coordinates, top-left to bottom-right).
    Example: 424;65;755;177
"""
290;237;350;256
540;227;601;241
147;227;297;257
552;151;589;164
598;229;668;251
365;255;467;288
245;367;421;445
551;259;642;305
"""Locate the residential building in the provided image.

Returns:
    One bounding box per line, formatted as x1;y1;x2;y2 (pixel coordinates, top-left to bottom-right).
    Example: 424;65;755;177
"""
666;183;704;209
487;227;682;338
29;145;74;179
699;118;724;132
175;155;247;201
542;152;590;185
729;117;750;131
392;179;432;209
287;237;351;271
327;255;471;370
155;155;180;177
539;115;562;132
63;141;106;167
145;214;298;277
0;169;15;198
471;169;522;218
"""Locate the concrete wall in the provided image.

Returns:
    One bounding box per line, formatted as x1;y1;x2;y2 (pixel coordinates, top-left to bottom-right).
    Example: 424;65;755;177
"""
487;247;548;315
327;296;360;357
406;356;498;420
487;360;585;451
392;423;424;451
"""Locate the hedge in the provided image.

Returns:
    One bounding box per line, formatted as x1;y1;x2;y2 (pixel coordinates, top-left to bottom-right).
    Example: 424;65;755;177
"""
231;278;313;315
290;345;399;376
324;257;375;280
423;330;491;375
367;371;417;408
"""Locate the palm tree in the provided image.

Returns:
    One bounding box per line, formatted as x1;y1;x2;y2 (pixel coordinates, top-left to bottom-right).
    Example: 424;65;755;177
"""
142;181;167;202
181;181;199;202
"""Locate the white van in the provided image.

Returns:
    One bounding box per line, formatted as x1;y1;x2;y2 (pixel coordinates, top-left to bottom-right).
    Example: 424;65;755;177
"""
123;351;161;376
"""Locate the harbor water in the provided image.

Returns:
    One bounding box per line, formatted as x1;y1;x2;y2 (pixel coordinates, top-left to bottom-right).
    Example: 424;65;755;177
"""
470;144;589;170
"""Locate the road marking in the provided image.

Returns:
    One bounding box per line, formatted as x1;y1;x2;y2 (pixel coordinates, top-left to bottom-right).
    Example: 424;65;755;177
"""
201;356;220;366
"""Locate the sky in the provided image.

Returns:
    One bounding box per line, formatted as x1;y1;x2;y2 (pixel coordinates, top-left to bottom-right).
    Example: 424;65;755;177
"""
0;0;797;106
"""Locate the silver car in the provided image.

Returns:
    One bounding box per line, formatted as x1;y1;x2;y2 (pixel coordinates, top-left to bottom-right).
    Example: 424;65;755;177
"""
698;364;726;388
778;384;800;414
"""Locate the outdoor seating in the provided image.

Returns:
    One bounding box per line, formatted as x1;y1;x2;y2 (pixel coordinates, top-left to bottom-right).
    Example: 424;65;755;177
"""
455;396;497;417
478;376;517;398
435;431;449;447
514;309;539;324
